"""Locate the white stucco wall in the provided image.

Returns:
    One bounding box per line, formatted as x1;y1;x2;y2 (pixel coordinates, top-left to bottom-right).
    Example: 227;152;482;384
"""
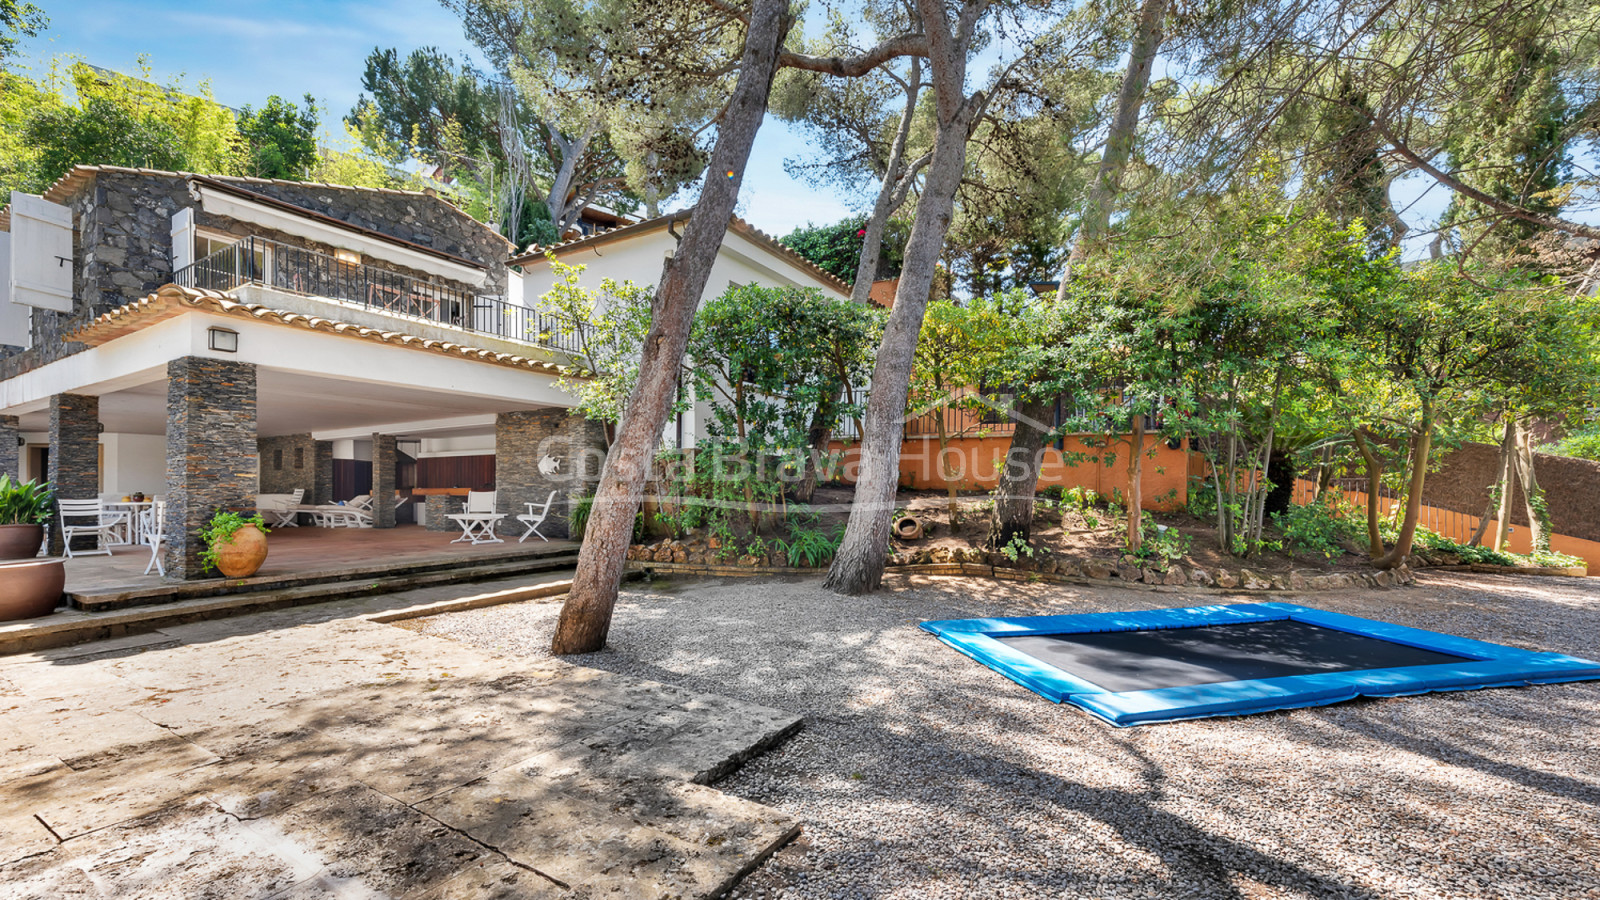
98;432;167;500
515;225;851;449
417;435;495;457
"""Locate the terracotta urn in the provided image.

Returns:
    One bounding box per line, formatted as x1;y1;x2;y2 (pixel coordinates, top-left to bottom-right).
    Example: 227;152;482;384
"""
213;524;269;577
0;558;65;620
0;524;45;561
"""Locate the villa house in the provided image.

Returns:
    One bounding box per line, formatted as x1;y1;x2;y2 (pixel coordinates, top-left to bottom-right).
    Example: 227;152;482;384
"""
0;166;853;580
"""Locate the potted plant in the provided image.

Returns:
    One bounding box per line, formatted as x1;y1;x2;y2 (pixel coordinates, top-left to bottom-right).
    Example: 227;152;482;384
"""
200;510;271;578
0;475;64;620
0;474;52;560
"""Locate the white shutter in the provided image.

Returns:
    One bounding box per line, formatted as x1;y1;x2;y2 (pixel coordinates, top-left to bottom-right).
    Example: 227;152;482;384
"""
8;192;74;312
0;233;30;348
170;207;196;274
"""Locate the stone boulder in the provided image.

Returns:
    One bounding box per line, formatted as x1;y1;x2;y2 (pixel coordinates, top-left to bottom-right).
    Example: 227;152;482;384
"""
1239;569;1272;591
1189;567;1214;587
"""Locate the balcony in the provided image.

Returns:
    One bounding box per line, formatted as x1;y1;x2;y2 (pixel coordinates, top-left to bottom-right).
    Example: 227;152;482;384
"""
173;236;584;355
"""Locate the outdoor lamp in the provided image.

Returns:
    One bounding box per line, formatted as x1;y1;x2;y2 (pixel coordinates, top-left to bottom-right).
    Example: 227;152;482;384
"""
208;327;239;353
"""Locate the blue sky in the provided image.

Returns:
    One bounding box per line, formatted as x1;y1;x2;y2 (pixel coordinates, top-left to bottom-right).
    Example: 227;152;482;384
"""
15;0;854;238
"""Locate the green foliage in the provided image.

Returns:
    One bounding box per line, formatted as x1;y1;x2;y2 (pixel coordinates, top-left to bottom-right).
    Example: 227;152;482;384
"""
0;474;52;526
998;534;1036;563
237;95;319;179
1410;529;1582;569
779;216;908;284
532;255;658;426
1542;426;1600;461
689;282;881;449
1132;522;1190;565
198;511;269;573
0;0;44;61
1273;498;1360;560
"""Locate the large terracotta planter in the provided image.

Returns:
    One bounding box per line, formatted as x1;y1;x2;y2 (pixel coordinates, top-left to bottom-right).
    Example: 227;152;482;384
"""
0;557;65;620
0;524;44;561
213;524;268;577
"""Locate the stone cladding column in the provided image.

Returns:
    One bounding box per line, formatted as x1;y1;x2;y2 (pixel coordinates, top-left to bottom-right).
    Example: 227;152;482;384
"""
495;409;607;539
48;394;100;555
0;415;19;482
372;434;397;528
164;357;257;579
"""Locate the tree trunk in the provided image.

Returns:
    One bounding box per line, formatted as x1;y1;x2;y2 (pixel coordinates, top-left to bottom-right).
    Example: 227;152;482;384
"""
851;58;922;304
1375;411;1433;570
824;0;979;596
1479;416;1515;548
1511;418;1547;552
1125;413;1145;554
994;0;1169;541
551;0;792;654
1055;0;1170;297
988;394;1054;549
1352;427;1384;559
794;382;844;504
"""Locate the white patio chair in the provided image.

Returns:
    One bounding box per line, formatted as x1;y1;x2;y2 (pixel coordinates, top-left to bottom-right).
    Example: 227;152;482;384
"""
447;490;504;544
141;501;167;576
312;494;371;527
260;489;305;527
273;490;307;525
58;499;130;558
517;491;558;543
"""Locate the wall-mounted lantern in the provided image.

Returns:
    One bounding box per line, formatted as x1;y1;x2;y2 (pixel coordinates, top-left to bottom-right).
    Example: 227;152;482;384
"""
208;326;239;353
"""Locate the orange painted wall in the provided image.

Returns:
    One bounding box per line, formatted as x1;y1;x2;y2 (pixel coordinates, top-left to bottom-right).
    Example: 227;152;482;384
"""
1292;480;1600;575
827;433;1190;511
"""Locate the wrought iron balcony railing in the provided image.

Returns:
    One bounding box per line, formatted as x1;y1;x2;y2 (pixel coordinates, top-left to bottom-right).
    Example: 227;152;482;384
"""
173;236;585;354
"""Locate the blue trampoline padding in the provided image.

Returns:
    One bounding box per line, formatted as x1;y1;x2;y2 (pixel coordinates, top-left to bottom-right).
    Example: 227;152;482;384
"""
920;602;1600;726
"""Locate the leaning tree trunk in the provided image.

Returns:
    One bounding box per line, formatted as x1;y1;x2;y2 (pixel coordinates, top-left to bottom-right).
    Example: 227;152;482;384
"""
552;0;792;654
1375;410;1433;570
1473;415;1515;547
824;0;980;596
851;57;923;305
1510;418;1548;552
988;395;1054;549
989;0;1170;546
1055;0;1170;293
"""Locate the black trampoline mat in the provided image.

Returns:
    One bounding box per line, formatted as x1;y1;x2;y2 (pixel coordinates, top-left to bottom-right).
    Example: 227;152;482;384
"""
996;619;1472;693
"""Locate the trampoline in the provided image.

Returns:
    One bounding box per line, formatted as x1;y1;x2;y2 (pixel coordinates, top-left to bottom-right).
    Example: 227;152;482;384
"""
921;602;1600;726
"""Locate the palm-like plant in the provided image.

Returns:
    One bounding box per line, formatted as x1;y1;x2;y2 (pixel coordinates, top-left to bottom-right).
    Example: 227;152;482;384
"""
0;475;53;526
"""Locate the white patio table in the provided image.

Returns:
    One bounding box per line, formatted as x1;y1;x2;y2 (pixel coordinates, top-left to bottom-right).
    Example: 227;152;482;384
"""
103;500;153;546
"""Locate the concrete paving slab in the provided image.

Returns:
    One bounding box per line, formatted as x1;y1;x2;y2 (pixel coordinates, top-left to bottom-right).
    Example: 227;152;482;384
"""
0;585;801;898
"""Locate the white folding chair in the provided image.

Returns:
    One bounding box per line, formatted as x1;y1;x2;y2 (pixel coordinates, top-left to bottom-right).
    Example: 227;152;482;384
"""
142;501;167;576
517;491;558;543
58;499;129;558
447;490;504;544
266;489;305;527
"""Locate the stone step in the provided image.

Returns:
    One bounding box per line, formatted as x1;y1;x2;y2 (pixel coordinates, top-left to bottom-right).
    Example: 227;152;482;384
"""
2;558;578;657
68;542;577;610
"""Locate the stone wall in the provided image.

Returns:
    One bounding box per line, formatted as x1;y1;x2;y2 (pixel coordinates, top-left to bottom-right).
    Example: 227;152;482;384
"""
258;433;317;496
47;394;100;555
1416;441;1600;544
495;409;607;540
0;415;17;481
165;357;258;579
313;440;334;506
372;434;397;529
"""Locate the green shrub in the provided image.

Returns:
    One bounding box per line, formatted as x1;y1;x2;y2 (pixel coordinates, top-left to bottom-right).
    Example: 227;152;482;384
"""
1186;478;1215;519
775;523;844;567
1132;521;1190;564
1273;498;1361;560
0;475;53;525
1543;428;1600;462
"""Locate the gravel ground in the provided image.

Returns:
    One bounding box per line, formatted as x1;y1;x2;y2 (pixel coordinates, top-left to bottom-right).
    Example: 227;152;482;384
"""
409;572;1600;900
